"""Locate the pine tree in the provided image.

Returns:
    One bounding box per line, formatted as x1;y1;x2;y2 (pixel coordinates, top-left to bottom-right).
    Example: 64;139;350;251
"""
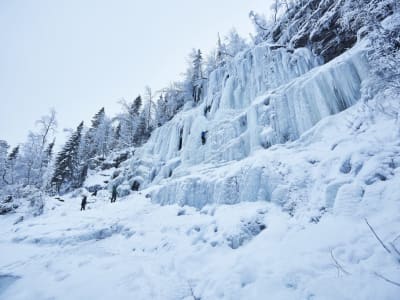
144;86;155;131
133;114;151;146
192;49;203;103
0;140;10;186
216;33;227;65
85;108;105;158
5;146;19;185
91;107;105;129
155;94;169;127
51;122;84;193
111;123;122;150
132;95;142;116
44;140;55;160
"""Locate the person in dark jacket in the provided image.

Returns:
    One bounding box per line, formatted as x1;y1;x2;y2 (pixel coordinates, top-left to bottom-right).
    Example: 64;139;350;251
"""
81;195;87;211
111;185;117;203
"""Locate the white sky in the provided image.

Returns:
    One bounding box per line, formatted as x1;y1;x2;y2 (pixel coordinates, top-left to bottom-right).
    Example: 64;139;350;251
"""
0;0;271;146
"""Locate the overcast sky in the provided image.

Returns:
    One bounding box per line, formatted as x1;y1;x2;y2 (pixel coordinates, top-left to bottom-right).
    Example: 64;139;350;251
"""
0;0;270;146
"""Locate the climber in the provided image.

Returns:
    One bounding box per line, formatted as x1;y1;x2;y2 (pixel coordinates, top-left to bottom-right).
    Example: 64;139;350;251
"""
201;131;208;145
204;105;211;116
111;185;118;203
80;195;87;211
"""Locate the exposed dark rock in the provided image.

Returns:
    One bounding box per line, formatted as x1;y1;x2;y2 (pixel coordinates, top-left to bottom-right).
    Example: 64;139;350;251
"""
131;181;140;191
271;0;394;62
340;159;352;174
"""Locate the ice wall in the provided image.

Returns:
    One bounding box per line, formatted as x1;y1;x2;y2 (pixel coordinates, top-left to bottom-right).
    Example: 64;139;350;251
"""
143;45;322;165
130;42;369;208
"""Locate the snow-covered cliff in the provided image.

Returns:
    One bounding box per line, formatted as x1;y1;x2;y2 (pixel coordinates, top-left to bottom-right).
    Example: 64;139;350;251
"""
122;40;369;209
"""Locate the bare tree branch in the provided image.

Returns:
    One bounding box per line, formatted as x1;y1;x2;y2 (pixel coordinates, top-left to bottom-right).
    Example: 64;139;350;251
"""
364;218;392;254
374;272;400;288
330;249;351;276
389;242;400;258
393;234;400;244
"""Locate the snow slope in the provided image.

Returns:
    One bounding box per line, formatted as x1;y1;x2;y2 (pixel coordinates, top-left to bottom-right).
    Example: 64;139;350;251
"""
1;96;399;299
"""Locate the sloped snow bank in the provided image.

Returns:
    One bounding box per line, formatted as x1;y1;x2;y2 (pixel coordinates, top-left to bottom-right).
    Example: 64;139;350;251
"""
0;173;399;299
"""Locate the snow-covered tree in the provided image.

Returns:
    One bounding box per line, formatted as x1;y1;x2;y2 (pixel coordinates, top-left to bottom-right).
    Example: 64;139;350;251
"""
117;96;142;148
133;88;155;146
216;33;228;65
133;114;150;146
51;121;84;194
192;49;203;103
224;28;248;57
144;86;155;131
155;94;169;127
249;11;271;44
35;109;57;185
7;110;58;188
183;49;204;104
204;49;219;76
0;140;10;187
5;146;19;185
163;82;185;116
84;107;113;159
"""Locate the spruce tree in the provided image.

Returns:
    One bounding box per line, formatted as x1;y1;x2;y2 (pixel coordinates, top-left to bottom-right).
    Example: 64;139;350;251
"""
192;49;203;103
0;140;10;186
6;146;19;185
155;94;168;127
132;95;142;116
85;108;105;158
91;107;105;129
51;122;84;193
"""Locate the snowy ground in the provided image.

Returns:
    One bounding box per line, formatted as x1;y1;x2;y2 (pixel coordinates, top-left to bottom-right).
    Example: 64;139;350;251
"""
1;101;400;299
0;193;399;299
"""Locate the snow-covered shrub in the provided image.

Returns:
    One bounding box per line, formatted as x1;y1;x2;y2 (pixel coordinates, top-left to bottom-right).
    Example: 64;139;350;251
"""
27;190;45;217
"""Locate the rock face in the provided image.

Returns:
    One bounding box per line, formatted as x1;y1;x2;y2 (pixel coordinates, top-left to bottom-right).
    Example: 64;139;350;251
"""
271;0;394;62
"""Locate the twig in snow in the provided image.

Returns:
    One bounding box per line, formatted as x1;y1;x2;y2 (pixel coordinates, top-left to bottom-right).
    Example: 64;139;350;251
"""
374;272;400;288
389;242;400;258
364;218;392;254
187;280;200;300
330;249;351;276
392;234;400;244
